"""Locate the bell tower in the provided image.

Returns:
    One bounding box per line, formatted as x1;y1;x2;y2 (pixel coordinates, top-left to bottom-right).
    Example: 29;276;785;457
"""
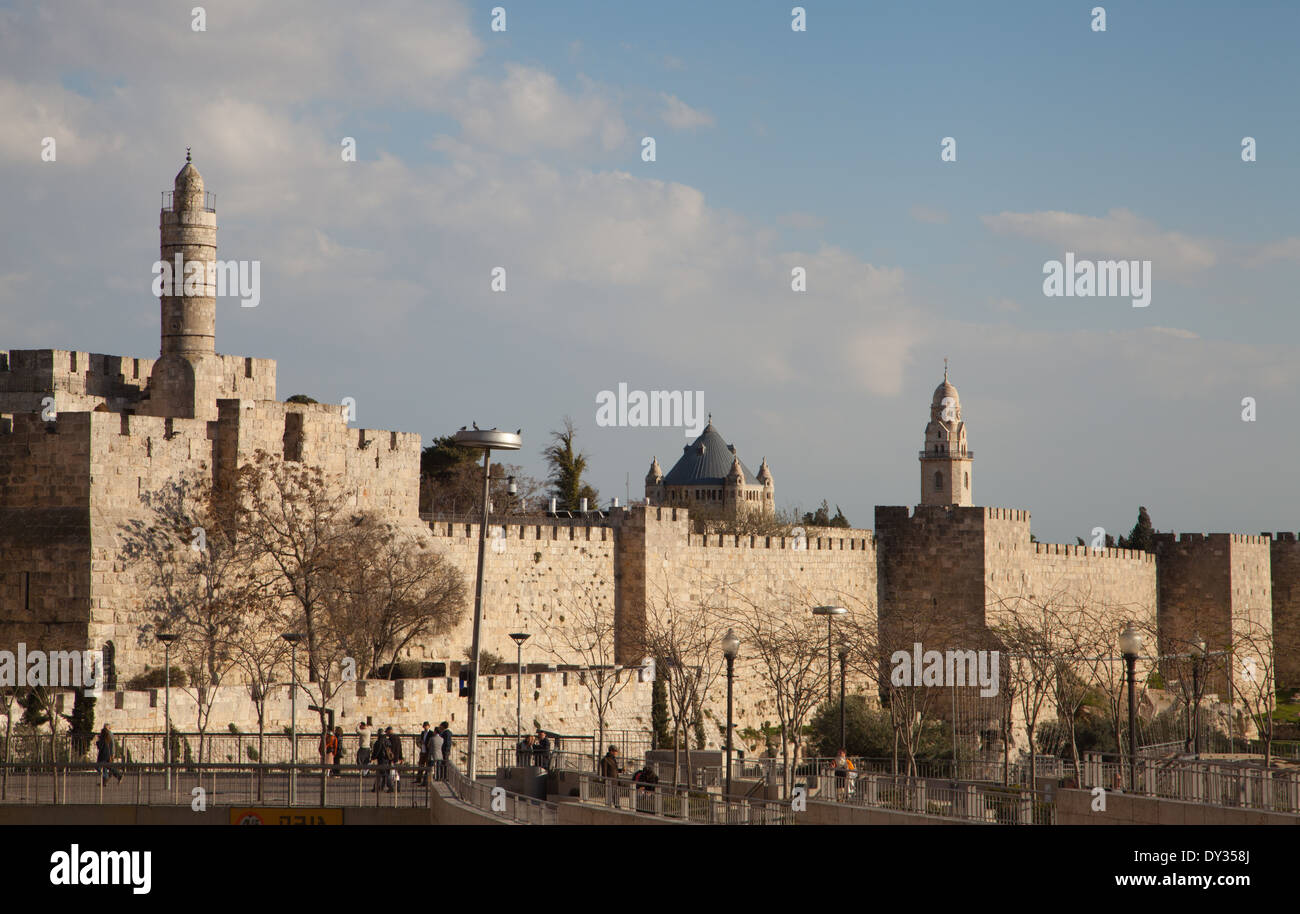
919;361;973;506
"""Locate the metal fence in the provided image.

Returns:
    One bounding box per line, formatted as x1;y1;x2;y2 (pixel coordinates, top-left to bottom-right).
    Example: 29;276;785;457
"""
574;771;793;824
807;772;1057;825
1080;753;1300;815
0;760;439;808
444;763;557;825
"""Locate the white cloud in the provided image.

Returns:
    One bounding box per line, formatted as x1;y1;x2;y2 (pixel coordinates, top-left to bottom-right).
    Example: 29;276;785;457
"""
659;93;715;129
456;66;627;154
982;208;1218;273
910;205;949;225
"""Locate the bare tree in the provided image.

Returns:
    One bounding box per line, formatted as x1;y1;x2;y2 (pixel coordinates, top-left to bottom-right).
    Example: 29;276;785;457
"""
531;575;639;756
721;579;826;795
239;450;354;683
1232;619;1278;767
121;472;260;764
640;578;726;786
328;515;467;677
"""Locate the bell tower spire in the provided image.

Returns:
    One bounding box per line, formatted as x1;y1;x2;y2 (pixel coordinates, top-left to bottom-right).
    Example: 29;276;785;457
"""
919;365;973;506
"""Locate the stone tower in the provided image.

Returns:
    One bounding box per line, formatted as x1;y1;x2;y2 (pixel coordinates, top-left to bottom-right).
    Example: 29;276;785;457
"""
919;363;973;506
142;151;224;420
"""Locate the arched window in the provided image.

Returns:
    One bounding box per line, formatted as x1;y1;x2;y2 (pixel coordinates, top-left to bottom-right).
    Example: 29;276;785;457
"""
964;472;969;489
934;471;943;490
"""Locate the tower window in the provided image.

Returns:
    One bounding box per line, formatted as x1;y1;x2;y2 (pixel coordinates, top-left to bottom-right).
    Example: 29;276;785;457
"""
965;472;969;489
935;471;943;491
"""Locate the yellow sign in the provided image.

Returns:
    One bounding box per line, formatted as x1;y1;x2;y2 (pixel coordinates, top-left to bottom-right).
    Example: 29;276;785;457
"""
230;807;343;825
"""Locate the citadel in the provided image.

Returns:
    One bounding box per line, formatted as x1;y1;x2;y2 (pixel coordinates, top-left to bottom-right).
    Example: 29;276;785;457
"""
0;157;1295;749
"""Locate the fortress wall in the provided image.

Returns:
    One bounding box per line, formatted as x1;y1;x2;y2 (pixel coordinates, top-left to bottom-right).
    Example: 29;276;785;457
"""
3;671;654;753
984;527;1158;644
216;398;420;517
0;349;154;413
422;518;619;678
875;505;993;652
1153;533;1273;696
0;412;94;653
655;506;877;746
215;354;276;402
85;411;217;675
1267;533;1300;690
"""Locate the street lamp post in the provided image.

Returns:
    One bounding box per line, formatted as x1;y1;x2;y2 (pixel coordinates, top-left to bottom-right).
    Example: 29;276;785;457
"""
1191;635;1206;758
509;632;531;764
1118;623;1145;793
838;645;848;751
156;632;178;791
281;632;304;805
721;629;740;801
812;606;847;702
453;427;522;780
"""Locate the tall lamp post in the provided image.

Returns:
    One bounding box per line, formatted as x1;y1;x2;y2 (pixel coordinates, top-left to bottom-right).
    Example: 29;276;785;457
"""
281;632;304;804
721;628;740;801
453;426;522;780
812;606;847;702
1190;634;1206;758
1118;623;1144;793
156;632;178;791
838;645;848;751
509;632;531;764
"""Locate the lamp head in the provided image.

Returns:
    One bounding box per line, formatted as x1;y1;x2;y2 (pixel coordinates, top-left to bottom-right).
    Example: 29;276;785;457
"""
721;628;740;660
1118;622;1144;657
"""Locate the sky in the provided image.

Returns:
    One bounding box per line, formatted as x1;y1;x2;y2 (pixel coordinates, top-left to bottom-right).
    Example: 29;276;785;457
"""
2;0;1298;543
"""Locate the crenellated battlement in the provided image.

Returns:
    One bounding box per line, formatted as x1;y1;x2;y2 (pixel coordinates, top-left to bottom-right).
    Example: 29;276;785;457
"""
1032;541;1155;563
685;530;873;551
1263;531;1299;542
1153;532;1271;547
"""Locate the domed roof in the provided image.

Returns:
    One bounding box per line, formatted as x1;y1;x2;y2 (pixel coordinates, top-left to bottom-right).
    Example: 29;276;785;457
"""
174;149;204;194
172;149;205;211
662;419;758;487
931;362;959;408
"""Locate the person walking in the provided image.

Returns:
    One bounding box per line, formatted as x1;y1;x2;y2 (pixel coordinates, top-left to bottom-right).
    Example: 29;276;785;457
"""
372;728;393;794
385;726;403;792
832;748;855;797
357;722;372;775
95;726;122;785
599;745;623;808
438;722;452;780
322;727;340;777
417;722;432;786
425;725;443;785
330;727;344;778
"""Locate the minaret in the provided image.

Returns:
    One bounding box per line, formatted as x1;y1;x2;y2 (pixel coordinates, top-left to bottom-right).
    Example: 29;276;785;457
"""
919;361;973;506
144;151;223;420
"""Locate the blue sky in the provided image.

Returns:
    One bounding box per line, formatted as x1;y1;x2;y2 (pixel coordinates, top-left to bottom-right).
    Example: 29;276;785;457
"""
2;0;1299;542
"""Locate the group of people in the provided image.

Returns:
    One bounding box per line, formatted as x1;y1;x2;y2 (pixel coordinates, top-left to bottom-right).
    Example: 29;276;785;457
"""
314;721;453;792
514;729;553;769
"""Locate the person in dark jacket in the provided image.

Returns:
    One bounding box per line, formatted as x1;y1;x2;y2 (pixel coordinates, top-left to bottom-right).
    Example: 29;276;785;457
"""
533;729;552;770
95;726;122;785
384;727;403;792
372;729;392;794
598;746;622;808
438;722;452;779
599;745;622;779
417;721;432;786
